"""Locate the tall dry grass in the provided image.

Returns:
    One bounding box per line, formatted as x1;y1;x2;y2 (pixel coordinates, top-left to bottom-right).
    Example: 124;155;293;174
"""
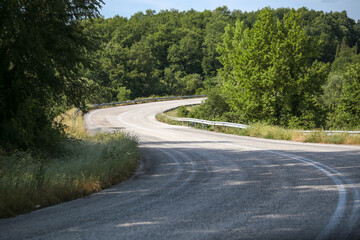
0;109;139;218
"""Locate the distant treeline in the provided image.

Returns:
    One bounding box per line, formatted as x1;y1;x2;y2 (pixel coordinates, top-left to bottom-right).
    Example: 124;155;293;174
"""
1;3;360;151
82;6;360;130
85;6;360;102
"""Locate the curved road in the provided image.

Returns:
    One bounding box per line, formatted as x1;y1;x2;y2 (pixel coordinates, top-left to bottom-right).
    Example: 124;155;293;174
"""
1;98;360;239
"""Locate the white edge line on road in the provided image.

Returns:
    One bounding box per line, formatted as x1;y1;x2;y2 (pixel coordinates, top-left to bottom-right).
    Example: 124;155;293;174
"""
229;142;356;240
269;151;347;240
95;104;359;239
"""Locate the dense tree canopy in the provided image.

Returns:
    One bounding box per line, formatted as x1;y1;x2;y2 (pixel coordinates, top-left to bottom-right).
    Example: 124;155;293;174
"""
2;4;360;151
218;9;329;128
85;7;360;105
330;63;360;129
0;0;103;150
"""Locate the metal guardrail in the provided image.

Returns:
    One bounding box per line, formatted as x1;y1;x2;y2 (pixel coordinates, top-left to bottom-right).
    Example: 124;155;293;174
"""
169;116;249;129
163;105;360;134
163;104;249;130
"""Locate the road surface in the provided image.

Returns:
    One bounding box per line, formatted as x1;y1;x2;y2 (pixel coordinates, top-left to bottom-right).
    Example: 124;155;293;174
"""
1;98;360;239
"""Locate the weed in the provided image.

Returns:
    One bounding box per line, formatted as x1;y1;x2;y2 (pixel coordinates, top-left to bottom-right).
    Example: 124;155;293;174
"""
1;110;139;218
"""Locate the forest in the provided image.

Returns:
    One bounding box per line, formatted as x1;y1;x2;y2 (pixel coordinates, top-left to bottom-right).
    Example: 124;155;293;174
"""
85;6;360;130
1;3;360;152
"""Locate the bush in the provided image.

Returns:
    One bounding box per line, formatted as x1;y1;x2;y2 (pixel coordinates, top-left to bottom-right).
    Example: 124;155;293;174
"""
177;106;190;117
117;87;131;101
188;88;229;120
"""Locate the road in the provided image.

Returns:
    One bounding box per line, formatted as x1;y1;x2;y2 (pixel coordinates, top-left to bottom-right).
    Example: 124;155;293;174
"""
1;98;360;239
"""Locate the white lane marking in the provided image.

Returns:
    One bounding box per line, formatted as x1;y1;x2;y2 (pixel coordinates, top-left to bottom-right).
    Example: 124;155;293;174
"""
269;152;346;240
118;110;157;133
103;105;359;239
225;142;358;240
291;154;360;239
86;108;113;128
92;145;191;212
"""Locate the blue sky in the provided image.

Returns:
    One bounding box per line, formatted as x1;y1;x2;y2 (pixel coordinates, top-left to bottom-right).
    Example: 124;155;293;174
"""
100;0;360;21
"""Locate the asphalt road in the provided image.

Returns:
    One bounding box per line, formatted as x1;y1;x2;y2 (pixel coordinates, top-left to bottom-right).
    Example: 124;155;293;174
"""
1;98;360;240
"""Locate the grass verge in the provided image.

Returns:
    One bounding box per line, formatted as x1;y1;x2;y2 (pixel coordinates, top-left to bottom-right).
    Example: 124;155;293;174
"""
156;113;360;145
0;109;139;218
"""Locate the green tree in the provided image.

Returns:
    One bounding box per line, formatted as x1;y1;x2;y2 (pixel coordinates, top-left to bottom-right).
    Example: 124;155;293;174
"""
301;9;360;63
188;88;229;121
117;87;131;101
202;6;230;78
218;8;329;128
81;6;360;109
322;40;360;111
127;40;161;97
176;74;203;95
167;29;204;75
329;64;360;129
0;0;103;150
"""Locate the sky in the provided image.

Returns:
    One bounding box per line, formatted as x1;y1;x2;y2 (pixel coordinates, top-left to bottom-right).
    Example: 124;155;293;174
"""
100;0;360;21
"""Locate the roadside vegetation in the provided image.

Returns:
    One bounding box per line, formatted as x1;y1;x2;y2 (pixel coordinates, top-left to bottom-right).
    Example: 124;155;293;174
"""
1;1;360;217
2;3;360;152
86;6;359;132
0;1;139;218
0;109;139;218
157;106;360;145
155;8;359;141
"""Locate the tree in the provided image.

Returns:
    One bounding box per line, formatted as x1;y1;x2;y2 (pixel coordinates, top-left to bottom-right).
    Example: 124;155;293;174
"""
0;0;103;150
176;74;203;95
80;6;360;115
218;8;329;128
117;87;131;101
202;6;230;78
301;9;360;63
167;29;204;75
188;88;229;121
322;40;360;112
329;63;360;129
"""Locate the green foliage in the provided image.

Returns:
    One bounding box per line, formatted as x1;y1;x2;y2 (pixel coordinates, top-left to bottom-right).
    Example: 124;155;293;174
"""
332;39;360;73
322;41;360;129
177;106;190;117
117;87;131;102
328;63;360;129
323;42;360;108
218;8;329;129
0;0;103;151
188;89;229;121
301;9;360;63
0;131;139;218
2;4;360;152
84;7;360;109
322;73;344;109
177;74;204;95
202;7;231;77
